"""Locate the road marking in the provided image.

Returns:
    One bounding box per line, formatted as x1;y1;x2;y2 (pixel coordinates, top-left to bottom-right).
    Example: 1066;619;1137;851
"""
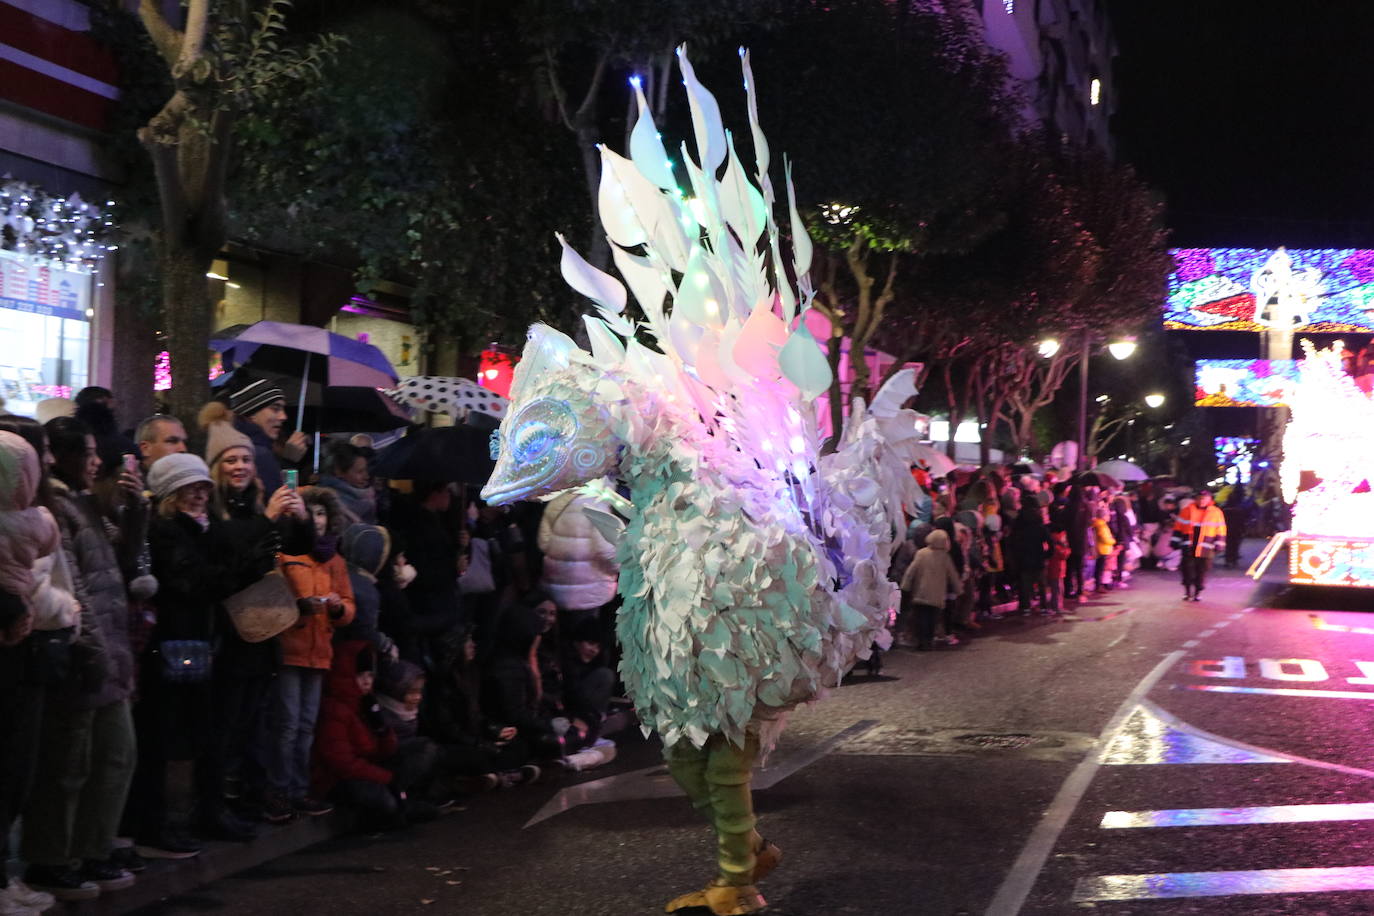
1073;866;1374;901
522;719;878;828
1214;620;1232;629
1190;684;1374;701
982;651;1185;916
1310;613;1374;635
1198;629;1217;637
1098;701;1289;766
1181;639;1199;648
1102;802;1374;828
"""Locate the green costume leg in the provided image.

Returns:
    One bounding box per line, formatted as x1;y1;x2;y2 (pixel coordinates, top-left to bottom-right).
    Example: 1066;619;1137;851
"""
664;739;712;817
665;730;769;915
704;731;760;886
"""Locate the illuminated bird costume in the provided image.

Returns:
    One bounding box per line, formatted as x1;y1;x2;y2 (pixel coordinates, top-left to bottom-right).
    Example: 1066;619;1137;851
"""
482;48;922;915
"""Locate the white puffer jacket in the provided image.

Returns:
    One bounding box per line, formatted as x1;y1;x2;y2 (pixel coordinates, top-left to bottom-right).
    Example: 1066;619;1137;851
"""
537;491;619;611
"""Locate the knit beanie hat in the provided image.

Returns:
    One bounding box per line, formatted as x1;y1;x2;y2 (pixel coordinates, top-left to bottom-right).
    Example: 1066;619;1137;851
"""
227;376;284;418
204;420;252;467
148;453;213;500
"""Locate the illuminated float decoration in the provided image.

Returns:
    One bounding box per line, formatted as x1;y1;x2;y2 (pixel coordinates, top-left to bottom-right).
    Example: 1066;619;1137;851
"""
1249;342;1374;587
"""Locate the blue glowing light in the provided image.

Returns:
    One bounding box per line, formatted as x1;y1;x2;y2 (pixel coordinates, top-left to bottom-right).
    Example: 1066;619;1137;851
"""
629;75;642;89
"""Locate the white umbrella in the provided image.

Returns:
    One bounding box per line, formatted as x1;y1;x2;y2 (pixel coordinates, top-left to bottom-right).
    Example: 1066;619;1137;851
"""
1094;459;1149;482
910;443;958;477
387;376;509;420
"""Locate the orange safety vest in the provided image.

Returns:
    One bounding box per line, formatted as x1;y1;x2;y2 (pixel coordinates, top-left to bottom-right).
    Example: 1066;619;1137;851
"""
1173;503;1227;557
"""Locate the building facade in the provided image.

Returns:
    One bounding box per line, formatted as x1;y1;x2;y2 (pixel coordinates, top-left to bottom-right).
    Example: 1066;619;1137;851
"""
0;0;120;415
972;0;1117;154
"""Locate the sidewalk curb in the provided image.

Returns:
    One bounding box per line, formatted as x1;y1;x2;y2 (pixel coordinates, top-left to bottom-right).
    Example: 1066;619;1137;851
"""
64;813;354;915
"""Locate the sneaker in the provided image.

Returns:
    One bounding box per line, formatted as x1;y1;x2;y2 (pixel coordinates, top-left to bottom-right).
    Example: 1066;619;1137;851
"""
109;845;148;874
135;831;202;860
290;796;334;817
4;878;56;910
198;808;259;842
261;793;295;824
78;859;135;892
21;865;100;902
0;888;38;916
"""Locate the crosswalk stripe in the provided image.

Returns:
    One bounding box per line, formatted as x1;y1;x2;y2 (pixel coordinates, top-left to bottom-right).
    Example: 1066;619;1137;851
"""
1073;866;1374;901
1101;802;1374;828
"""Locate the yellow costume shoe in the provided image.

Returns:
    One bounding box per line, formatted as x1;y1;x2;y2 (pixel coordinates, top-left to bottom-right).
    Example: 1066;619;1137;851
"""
665;881;767;914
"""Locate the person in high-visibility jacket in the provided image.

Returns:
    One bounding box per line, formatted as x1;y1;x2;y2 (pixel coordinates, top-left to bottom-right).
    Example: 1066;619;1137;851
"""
1171;489;1227;601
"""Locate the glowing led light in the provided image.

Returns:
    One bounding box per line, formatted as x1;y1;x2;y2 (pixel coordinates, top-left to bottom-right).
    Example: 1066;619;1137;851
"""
629;75;642;89
206;271;229;281
1144;393;1165;408
1089;78;1102;106
1037;338;1060;358
485;368;500;380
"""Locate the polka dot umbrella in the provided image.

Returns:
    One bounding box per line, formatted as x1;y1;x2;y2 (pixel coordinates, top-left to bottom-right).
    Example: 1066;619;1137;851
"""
386;376;509;421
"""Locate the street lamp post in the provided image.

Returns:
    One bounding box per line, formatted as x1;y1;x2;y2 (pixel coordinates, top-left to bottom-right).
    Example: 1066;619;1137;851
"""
1077;333;1137;468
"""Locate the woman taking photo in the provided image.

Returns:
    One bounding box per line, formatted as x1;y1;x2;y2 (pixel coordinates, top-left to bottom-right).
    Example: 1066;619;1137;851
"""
198;404;310;831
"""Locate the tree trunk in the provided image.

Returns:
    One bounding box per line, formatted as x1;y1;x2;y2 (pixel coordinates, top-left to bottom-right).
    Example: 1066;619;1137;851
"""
822;330;843;454
161;250;213;425
109;303;160;426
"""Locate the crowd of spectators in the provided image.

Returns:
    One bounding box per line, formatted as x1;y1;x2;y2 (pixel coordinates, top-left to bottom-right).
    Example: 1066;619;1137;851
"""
0;379;1272;912
0;379;620;911
892;463;1257;650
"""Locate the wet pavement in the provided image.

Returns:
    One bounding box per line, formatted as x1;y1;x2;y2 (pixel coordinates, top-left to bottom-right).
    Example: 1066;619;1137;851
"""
109;547;1374;916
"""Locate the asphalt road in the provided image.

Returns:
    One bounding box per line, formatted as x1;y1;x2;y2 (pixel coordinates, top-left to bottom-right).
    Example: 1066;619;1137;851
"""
128;544;1374;916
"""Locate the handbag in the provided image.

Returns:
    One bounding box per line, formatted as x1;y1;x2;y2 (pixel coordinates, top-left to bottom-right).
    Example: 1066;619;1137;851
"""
159;639;213;683
222;569;300;643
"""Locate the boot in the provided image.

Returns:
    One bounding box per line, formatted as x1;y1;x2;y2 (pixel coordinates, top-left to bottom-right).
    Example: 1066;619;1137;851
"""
665;880;767;915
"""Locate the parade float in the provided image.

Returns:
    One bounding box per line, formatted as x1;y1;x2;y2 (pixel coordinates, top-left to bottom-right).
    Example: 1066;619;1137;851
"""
1248;342;1374;588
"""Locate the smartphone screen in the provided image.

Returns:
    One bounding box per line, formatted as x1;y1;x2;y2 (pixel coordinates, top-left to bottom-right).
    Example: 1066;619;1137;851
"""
284;469;298;489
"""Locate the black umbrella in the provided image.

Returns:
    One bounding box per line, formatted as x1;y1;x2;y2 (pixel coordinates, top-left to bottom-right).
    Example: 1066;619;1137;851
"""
301;386;412;433
372;426;495;486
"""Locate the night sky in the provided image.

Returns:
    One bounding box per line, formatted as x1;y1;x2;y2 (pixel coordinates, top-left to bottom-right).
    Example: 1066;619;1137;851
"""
1107;1;1374;247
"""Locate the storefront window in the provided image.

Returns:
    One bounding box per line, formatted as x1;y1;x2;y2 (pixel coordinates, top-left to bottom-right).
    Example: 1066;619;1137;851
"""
0;248;92;415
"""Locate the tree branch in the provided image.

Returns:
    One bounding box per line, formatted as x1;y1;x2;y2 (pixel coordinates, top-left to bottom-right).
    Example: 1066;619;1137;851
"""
138;0;182;68
175;0;209;75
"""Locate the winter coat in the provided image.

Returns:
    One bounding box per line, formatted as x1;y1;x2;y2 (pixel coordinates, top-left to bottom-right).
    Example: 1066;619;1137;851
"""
387;496;461;633
1006;511;1051;572
28;550;80;631
213;487;309;677
149;510;274;644
1174;503;1227;557
49;478;136;709
1045;531;1072;579
900;529;963;608
1091;517;1117;556
481;605;556;739
337;523;396;656
279;550;356;670
312;640;397;796
536;490;618;611
0;431;59;605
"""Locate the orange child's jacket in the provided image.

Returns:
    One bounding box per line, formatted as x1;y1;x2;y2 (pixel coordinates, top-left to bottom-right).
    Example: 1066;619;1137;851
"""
279;552;356;669
1173;503;1227;557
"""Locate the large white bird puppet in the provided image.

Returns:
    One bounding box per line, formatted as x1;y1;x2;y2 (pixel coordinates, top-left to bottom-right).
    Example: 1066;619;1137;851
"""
482;47;923;916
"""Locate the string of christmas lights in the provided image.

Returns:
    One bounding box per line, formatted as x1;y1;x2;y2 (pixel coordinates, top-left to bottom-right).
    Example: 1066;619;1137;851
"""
0;178;117;274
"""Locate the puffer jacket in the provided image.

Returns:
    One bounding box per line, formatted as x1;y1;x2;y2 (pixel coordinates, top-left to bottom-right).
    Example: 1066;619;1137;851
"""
536;490;618;611
0;431;59;605
50;478;135;709
312;640;396;796
279;550;356;670
899;528;963;609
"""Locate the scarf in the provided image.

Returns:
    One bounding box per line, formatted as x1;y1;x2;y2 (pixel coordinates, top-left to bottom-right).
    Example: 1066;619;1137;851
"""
377;693;417;722
313;534;338;562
